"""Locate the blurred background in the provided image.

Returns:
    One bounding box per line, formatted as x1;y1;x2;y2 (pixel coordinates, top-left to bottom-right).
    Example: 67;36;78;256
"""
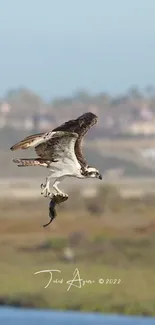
0;0;155;318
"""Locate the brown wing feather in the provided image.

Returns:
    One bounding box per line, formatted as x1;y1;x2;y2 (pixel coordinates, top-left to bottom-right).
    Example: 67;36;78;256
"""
35;131;78;160
52;112;98;166
10;132;45;150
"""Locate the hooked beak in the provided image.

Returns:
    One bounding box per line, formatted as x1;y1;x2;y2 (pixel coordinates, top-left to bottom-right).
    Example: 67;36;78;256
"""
98;174;102;180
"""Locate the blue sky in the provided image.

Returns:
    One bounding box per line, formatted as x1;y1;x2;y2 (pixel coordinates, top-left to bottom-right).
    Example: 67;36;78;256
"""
0;0;155;100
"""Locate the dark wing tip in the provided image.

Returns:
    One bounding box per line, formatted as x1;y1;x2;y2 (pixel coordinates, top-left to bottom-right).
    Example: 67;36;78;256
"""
78;112;98;130
79;112;98;119
10;143;21;151
52;112;98;136
10;144;19;151
86;112;98;118
78;112;98;123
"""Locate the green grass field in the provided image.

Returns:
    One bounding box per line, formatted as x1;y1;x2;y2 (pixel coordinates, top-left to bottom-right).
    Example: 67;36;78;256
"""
0;185;155;315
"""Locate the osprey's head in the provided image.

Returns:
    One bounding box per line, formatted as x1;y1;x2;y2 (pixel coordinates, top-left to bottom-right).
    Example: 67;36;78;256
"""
83;166;102;180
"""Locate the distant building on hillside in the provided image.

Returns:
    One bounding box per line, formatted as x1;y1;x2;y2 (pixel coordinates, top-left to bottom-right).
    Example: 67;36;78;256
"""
127;120;155;135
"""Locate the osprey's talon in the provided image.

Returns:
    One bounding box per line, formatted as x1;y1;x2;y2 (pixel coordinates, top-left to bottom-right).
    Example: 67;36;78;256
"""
41;185;51;198
52;193;69;204
62;193;68;199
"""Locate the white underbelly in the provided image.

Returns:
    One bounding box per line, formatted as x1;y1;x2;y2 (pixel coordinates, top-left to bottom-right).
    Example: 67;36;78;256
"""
48;159;83;179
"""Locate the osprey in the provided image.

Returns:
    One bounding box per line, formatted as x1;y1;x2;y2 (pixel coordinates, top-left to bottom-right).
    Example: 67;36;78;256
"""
10;112;102;199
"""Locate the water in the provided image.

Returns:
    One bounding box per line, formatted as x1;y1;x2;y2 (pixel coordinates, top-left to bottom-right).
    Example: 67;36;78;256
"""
0;307;154;325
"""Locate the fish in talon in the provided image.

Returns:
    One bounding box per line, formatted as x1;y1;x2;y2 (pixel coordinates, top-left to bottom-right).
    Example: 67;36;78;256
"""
43;194;68;228
43;198;57;228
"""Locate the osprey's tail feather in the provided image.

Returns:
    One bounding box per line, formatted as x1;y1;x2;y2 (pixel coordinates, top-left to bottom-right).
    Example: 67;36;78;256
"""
12;158;50;167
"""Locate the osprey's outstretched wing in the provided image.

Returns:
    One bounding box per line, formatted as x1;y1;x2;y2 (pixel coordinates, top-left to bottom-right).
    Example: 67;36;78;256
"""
10;112;98;166
12;131;79;167
53;112;98;167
